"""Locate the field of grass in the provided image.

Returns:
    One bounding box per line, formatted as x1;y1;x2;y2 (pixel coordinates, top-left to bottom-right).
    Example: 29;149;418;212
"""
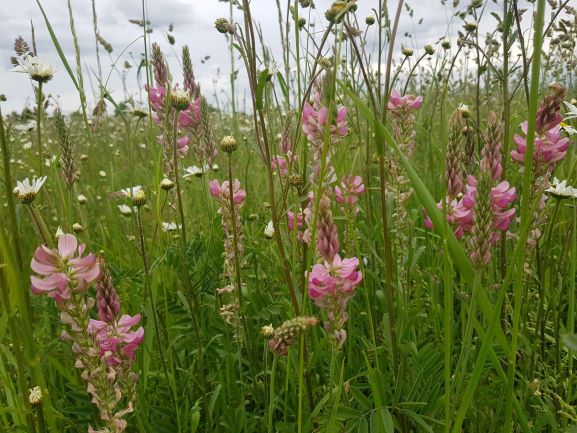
1;0;577;432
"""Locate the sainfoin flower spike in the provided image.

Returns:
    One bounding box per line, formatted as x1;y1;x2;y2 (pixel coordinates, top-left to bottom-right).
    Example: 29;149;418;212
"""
268;317;318;356
511;83;569;175
29;235;142;433
334;175;365;214
308;255;363;346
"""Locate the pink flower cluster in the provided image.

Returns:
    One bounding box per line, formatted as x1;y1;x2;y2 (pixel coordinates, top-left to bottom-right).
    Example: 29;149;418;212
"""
387;89;424;111
209;179;246;204
301;77;349;190
335;175;365;215
425;175;516;242
209;179;246;279
88;314;144;367
287;209;310;243
308;255;363;336
31;234;100;303
511;121;569;169
30;234;142;433
271;152;298;177
146;84;201;158
302;104;348;144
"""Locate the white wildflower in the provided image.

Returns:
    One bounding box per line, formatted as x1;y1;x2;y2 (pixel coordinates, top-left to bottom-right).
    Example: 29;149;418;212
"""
12;55;57;83
162;222;182;232
15;176;47;203
546;178;577;199
264;220;274;239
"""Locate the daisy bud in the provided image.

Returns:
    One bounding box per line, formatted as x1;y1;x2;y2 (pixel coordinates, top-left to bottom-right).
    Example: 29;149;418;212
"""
318;58;332;70
132;190;146;207
80;154;88;161
424;44;435;55
298;17;306;28
442;39;451;49
464;21;478;32
220;135;238;153
365;16;375;25
215;18;234;34
72;223;84;233
160;178;175;191
289;173;303;189
402;47;414;57
77;194;88;204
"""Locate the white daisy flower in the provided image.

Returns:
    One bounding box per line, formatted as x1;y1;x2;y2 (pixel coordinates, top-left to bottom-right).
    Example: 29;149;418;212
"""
162;222;182;232
183;166;204;178
124;102;148;118
546;178;577;199
15;176;47;203
44;155;57;167
12;55;57;83
118;204;133;216
13;121;36;132
120;185;142;198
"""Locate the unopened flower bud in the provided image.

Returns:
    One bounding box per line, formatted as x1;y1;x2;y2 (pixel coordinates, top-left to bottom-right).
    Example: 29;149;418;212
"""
215;18;234;34
220;135;238;153
160;178;174;191
72;223;84;233
365;16;375;25
464;21;478;32
289;173;303;188
298;17;306;28
77;194;88;204
424;44;435;55
442;39;451;49
132;189;146;207
261;324;274;337
264;220;274;239
318;57;332;69
402;47;414;57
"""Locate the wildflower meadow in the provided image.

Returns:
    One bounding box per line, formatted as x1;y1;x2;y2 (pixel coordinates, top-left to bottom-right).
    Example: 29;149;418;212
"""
1;0;577;431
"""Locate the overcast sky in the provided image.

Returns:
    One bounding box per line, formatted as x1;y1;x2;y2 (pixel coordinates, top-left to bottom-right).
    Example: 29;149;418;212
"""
0;0;539;114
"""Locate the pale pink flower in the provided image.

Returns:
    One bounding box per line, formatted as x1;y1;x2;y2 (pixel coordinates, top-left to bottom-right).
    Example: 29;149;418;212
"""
511;121;569;167
425;175;516;242
88;314;144;366
178;97;202;128
301;103;348;144
387;89;423;111
209;179;246;204
308;255;362;334
335;175;365;214
272;155;288;176
30;234;100;304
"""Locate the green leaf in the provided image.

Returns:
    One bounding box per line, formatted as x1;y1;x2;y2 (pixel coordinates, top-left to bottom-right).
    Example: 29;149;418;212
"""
256;68;270;110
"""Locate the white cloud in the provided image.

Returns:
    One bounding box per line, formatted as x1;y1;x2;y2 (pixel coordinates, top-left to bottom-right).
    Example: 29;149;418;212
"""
0;0;540;114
